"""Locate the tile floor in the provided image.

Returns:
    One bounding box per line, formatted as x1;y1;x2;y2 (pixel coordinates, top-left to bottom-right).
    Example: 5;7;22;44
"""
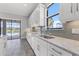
5;39;35;56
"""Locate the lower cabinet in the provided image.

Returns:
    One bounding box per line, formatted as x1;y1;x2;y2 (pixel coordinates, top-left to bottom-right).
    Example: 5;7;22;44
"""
47;43;72;56
26;34;75;56
32;36;39;56
26;33;32;46
38;38;48;56
31;36;48;56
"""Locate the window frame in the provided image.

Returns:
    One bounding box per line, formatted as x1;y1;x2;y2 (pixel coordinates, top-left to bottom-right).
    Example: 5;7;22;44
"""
47;3;63;29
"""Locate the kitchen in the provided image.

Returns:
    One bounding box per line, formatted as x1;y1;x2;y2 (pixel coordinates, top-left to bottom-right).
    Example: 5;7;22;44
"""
0;3;79;56
26;3;79;56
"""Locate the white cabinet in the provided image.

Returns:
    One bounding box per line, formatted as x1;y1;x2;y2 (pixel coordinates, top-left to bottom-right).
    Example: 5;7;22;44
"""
30;5;40;27
60;3;73;23
30;36;48;56
26;33;75;56
48;43;72;56
27;33;40;55
26;33;32;45
38;38;48;56
31;36;35;50
34;37;48;56
29;4;46;27
40;4;46;26
33;36;40;55
60;3;79;23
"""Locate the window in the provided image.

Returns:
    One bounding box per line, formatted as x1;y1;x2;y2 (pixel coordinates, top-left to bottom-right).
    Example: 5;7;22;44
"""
6;20;21;40
0;19;1;35
47;3;63;29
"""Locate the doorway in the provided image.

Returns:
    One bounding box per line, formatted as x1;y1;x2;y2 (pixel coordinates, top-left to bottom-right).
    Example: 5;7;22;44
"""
6;20;21;40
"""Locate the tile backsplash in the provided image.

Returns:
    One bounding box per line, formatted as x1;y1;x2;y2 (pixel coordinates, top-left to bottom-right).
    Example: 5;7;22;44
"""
42;20;79;40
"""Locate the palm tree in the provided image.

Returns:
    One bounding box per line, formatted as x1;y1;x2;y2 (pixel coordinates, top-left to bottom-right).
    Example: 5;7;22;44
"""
48;17;54;28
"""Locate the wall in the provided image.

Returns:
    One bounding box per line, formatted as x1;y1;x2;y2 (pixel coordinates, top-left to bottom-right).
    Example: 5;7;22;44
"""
21;18;28;39
64;20;79;29
0;12;28;39
0;12;26;20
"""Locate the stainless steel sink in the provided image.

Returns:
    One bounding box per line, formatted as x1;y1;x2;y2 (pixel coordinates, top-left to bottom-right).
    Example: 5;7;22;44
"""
40;35;54;39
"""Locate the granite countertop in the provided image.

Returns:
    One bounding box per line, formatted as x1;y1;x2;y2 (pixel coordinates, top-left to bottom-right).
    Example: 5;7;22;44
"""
39;35;79;55
31;32;79;55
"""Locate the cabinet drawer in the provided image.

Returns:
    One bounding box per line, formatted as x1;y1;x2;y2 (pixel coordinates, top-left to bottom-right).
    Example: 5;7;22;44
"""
48;50;59;56
48;43;72;56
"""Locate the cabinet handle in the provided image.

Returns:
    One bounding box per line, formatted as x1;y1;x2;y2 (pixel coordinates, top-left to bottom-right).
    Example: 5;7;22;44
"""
51;48;62;55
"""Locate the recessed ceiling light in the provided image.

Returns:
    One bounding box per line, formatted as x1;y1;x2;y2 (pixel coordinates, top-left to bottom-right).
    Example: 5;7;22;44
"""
24;4;27;6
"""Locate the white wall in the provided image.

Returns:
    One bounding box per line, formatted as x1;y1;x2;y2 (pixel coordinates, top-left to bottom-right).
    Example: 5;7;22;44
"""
0;12;26;20
0;12;28;39
21;18;28;39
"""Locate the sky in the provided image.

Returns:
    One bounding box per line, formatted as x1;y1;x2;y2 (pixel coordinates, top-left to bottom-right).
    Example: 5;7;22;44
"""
48;3;60;21
48;3;63;28
7;22;20;28
1;22;20;28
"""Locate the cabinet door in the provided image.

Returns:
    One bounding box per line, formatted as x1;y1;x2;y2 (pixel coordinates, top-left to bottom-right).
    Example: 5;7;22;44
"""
38;38;48;56
60;3;72;23
31;36;37;51
31;36;35;49
29;5;40;27
40;4;45;26
35;38;47;56
27;33;32;45
33;37;40;56
33;37;48;56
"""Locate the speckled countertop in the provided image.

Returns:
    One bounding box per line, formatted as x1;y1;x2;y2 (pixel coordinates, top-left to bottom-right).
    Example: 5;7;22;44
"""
31;32;79;55
39;35;79;55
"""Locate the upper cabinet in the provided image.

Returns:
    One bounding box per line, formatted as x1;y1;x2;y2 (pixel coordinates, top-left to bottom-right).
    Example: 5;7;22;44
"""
40;4;46;26
29;3;79;27
60;3;72;23
29;4;46;27
60;3;79;23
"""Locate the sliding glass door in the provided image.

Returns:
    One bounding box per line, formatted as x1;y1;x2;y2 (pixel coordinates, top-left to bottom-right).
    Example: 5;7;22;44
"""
12;20;21;39
6;20;12;40
6;20;21;40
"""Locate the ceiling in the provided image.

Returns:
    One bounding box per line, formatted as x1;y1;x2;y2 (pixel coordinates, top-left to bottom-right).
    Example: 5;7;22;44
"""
0;3;38;17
